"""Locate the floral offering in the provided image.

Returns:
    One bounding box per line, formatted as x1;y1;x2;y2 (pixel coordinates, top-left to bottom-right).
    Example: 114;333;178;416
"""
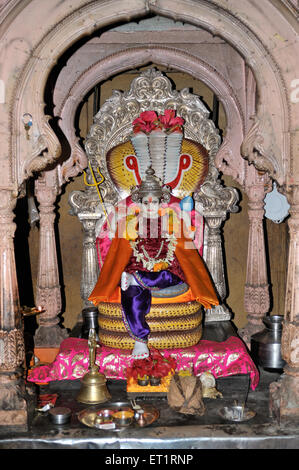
127;348;177;381
132;110;184;134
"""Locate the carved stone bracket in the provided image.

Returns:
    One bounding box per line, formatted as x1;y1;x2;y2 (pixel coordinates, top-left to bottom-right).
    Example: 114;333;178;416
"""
241;115;278;177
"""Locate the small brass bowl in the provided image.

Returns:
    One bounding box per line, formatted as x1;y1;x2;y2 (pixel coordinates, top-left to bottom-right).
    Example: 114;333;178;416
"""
97;409;114;421
112;410;134;427
94;409;114;426
137;378;149;386
149;376;161;386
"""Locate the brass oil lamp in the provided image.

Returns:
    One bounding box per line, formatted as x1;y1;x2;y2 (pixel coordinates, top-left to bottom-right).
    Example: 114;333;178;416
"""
77;328;111;404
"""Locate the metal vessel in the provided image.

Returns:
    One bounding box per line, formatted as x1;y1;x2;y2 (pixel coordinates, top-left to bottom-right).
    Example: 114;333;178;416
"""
251;315;286;370
49;407;72;425
81;307;99;339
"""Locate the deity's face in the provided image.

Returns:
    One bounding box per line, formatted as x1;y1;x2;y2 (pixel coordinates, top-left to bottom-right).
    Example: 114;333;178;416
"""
140;193;160;219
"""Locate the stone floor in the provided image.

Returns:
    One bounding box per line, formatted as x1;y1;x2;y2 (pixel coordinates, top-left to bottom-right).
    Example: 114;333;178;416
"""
0;367;299;449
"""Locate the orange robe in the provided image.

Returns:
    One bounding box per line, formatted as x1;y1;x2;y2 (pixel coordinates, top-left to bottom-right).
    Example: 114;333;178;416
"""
89;226;219;310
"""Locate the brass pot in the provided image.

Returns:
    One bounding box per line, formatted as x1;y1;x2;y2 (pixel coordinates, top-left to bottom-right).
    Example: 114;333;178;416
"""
149;376;161;386
137;376;149;386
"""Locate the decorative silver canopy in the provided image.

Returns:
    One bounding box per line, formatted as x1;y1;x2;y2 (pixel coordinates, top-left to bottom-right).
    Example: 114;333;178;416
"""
70;68;239;323
84;68;221;203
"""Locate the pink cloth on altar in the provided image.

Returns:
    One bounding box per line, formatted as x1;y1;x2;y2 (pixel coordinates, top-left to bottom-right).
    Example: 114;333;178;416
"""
28;336;259;390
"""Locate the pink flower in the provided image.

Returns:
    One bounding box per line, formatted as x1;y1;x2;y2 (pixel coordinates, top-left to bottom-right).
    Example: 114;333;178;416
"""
158;109;184;131
132;109;185;134
132;110;159;134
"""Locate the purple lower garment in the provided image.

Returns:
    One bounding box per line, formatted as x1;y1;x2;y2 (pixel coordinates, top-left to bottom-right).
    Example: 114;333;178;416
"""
121;270;182;343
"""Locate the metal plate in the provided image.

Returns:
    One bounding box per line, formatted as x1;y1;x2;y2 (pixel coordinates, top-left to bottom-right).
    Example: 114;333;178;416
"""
78;401;159;431
218;406;256;422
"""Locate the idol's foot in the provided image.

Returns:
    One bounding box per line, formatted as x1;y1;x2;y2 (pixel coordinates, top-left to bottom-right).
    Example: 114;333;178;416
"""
132;340;149;360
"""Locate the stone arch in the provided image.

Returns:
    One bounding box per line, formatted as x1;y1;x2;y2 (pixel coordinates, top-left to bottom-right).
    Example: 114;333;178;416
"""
10;0;291;189
56;46;246;187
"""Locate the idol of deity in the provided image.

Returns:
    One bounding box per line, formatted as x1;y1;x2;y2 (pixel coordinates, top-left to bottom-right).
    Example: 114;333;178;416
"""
89;167;219;359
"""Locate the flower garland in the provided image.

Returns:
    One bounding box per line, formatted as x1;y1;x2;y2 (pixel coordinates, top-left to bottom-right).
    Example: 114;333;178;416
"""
129;233;177;272
132;109;184;135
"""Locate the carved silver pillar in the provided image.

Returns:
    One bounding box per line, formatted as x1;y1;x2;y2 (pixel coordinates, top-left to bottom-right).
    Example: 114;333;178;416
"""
204;216;226;300
69;172;102;319
195;180;239;322
79;215;100;308
34;170;68;347
204;216;230;321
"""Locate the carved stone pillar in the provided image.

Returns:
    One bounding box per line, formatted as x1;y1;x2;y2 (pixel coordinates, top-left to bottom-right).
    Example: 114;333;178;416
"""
239;171;270;347
270;186;299;422
0;190;28;427
34;170;68;347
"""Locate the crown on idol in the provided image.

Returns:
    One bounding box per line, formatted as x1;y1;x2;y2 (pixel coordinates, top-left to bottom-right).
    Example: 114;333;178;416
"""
130;166;172;203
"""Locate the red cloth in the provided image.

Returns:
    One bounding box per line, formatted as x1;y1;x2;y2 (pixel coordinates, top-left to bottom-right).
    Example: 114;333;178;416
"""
125;217;186;281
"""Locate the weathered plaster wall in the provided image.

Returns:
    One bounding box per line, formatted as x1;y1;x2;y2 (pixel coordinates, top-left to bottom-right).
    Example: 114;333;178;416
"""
1;0;295;192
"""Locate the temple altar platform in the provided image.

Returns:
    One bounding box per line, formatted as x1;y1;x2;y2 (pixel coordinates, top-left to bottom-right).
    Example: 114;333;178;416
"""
1;322;298;451
0;369;299;450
